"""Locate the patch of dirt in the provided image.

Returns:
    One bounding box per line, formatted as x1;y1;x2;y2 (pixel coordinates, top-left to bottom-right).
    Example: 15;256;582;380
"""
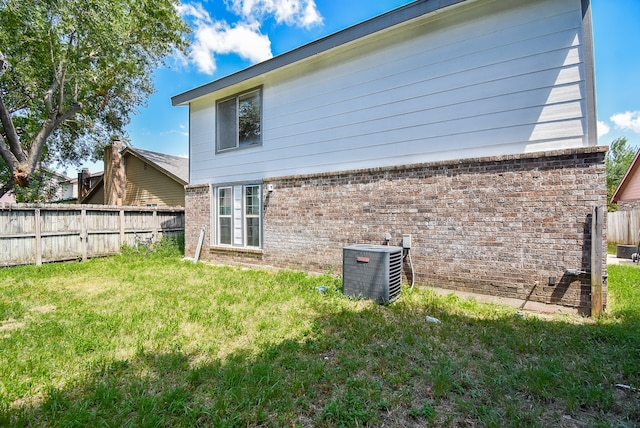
29;304;56;313
1;305;56;335
0;318;25;332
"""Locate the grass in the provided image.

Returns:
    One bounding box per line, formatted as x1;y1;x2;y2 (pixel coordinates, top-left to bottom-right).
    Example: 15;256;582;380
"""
1;240;639;427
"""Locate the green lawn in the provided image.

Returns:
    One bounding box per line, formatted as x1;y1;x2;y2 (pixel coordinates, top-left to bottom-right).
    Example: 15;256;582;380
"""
1;241;639;427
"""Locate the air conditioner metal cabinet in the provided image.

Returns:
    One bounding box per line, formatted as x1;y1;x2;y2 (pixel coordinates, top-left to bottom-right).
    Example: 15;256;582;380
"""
342;244;403;304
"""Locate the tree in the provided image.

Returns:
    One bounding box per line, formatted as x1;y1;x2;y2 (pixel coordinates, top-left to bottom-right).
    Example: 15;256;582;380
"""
13;169;62;203
606;137;637;211
0;0;189;198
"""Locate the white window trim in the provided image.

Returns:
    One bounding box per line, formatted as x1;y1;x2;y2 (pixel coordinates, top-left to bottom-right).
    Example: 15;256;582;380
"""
244;184;261;248
212;183;262;249
216;186;233;246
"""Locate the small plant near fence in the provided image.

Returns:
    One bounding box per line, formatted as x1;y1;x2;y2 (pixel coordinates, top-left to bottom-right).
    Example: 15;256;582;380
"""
120;234;185;258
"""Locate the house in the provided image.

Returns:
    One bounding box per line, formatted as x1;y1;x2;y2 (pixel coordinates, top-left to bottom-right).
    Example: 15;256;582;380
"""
80;141;188;207
59;170;104;203
0;190;15;204
611;150;640;210
58;176;77;202
45;170;75;202
172;0;606;312
0;169;74;203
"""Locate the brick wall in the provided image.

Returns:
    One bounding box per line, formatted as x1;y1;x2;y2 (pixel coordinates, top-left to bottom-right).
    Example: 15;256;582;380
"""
187;147;607;311
184;184;210;260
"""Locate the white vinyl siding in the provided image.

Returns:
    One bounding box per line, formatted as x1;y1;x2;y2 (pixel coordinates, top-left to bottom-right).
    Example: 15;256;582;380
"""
189;0;588;185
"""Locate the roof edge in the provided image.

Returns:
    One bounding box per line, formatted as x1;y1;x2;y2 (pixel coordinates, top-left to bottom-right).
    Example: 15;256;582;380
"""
611;149;640;204
171;0;468;106
122;148;188;186
78;176;104;204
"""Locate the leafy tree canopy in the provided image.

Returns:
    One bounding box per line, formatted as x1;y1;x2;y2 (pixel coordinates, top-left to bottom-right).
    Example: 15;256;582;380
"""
0;0;189;198
606;137;637;211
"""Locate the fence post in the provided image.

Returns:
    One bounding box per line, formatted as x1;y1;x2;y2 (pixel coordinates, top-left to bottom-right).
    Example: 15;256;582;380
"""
119;209;125;249
591;206;603;317
34;208;42;266
153;209;158;240
81;208;88;262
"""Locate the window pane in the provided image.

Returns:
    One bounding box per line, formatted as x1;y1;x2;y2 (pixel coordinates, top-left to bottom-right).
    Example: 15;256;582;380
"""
219;188;231;216
246;217;260;247
217;98;237;151
245;186;260;216
238;91;261;147
218;187;232;245
219;218;231;245
245;185;260;247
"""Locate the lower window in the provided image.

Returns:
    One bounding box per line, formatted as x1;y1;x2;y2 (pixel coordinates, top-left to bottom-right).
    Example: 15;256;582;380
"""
215;184;262;248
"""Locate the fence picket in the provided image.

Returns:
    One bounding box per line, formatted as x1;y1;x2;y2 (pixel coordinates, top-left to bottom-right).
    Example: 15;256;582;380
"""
608;208;640;244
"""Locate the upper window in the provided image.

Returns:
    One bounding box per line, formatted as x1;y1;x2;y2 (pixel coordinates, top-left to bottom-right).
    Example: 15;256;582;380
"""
216;88;262;152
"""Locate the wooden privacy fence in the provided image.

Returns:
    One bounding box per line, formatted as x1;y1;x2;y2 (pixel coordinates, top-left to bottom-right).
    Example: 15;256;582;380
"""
607;208;640;244
0;203;185;267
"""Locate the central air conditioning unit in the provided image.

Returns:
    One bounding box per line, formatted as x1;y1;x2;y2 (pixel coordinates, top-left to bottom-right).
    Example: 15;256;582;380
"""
342;244;403;304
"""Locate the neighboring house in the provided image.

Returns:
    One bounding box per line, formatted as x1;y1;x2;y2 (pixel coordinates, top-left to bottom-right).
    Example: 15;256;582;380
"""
172;0;606;312
58;176;77;201
45;170;74;202
57;170;103;203
1;169;73;203
0;190;16;204
611;150;640;210
80;141;188;207
59;170;103;202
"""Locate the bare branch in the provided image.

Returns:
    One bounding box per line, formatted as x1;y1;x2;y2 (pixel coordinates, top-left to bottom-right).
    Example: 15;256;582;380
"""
27;102;82;172
44;76;59;112
8;104;29;115
0;134;19;167
55;102;81;125
0;94;26;163
44;59;66;113
57;68;66;114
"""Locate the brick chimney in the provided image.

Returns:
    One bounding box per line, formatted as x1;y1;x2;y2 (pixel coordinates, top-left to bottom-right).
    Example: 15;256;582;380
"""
104;140;125;205
77;168;91;199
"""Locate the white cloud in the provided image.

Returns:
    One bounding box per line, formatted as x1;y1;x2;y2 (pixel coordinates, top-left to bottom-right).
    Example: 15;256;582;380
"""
179;3;273;75
301;1;323;27
227;0;323;28
611;111;640;134
597;120;610;137
190;21;270;75
161;125;189;138
177;0;323;75
177;2;210;22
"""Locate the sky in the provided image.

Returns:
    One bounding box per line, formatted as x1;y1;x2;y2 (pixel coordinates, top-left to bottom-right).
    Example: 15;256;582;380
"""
68;0;640;174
